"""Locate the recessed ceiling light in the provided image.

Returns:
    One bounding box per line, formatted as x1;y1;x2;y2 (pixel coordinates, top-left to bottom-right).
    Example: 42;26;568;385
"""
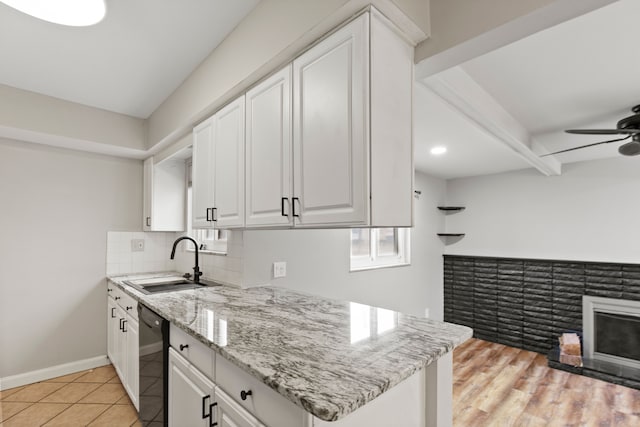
430;146;447;156
0;0;106;27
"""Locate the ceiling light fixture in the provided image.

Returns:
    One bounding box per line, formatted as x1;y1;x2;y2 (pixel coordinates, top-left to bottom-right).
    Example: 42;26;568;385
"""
430;146;447;156
0;0;106;27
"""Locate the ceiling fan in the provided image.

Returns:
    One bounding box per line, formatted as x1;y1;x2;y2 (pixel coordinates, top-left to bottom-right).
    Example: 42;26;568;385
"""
542;105;640;157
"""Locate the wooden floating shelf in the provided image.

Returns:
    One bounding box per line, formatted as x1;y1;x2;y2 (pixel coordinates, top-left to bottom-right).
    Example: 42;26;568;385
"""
437;233;465;237
437;206;465;212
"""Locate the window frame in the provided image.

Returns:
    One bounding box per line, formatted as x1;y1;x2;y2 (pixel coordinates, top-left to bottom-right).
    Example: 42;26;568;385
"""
350;227;410;271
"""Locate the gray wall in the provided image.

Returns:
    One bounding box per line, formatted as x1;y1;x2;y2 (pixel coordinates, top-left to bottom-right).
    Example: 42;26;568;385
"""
444;156;640;263
0;138;142;378
242;172;446;318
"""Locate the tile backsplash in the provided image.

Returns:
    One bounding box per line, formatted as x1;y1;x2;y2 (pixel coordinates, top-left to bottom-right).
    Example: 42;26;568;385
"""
106;231;176;275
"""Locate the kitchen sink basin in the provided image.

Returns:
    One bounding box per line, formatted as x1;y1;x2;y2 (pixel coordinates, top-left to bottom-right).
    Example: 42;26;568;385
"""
124;276;219;294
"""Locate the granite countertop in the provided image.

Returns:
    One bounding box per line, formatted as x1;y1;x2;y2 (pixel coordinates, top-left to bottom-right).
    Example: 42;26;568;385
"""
108;272;472;421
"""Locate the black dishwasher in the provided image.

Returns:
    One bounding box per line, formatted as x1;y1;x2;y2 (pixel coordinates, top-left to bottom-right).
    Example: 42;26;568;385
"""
138;304;169;427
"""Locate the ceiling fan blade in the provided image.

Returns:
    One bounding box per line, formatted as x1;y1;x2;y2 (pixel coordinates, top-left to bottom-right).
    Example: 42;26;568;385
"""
540;135;632;157
565;129;639;135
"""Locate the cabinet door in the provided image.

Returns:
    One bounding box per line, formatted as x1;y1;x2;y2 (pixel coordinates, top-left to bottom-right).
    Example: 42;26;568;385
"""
107;297;118;364
193;117;216;229
114;305;127;383
214;97;245;228
245;66;293;227
143;157;153;231
215;387;265;427
292;13;369;227
124;316;139;411
168;348;216;427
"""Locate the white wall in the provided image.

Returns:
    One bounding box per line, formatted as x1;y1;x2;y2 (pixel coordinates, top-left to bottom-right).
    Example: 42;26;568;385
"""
0;138;142;379
240;172;446;318
444;156;640;263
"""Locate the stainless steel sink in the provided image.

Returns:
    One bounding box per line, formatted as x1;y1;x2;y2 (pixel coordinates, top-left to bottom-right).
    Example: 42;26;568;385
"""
124;276;219;294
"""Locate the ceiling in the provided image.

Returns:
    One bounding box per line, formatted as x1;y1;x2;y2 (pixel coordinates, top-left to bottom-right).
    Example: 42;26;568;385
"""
0;0;260;118
415;0;640;179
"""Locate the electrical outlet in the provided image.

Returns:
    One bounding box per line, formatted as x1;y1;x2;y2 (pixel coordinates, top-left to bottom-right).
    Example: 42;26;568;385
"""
273;262;286;278
131;239;145;252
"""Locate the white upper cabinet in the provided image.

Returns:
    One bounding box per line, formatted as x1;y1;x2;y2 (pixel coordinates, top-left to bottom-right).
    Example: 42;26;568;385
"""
214;96;245;229
292;13;369;227
192;117;216;229
245;66;293;228
143;156;186;232
192;7;413;230
192;97;245;230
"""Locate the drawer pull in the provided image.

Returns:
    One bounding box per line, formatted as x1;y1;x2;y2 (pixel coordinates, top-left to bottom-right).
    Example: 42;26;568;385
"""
115;296;121;300
202;394;211;419
126;306;133;311
209;402;218;427
111;307;116;318
240;389;252;401
179;344;189;351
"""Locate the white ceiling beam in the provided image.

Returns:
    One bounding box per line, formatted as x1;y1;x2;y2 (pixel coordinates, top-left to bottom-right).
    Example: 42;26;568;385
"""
422;67;561;176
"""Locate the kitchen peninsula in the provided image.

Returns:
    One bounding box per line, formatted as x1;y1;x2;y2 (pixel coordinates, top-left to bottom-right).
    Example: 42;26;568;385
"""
108;273;471;427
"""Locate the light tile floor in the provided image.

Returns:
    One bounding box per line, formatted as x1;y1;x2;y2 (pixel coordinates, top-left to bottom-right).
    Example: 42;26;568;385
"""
0;365;140;426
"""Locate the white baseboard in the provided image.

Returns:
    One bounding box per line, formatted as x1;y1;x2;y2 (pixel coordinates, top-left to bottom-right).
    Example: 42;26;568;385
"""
0;355;110;391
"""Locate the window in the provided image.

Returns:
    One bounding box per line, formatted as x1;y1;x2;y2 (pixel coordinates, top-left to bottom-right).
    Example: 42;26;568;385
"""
350;228;410;271
186;160;228;254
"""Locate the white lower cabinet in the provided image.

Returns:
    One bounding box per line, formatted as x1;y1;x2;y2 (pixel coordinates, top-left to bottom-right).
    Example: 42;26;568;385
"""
168;347;216;427
216;387;264;427
106;286;139;410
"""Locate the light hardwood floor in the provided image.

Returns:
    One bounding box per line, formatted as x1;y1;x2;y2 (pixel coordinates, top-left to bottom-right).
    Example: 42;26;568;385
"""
454;338;640;427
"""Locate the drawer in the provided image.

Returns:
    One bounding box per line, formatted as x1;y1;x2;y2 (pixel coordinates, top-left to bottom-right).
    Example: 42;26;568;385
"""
170;324;214;379
215;356;304;427
109;286;138;320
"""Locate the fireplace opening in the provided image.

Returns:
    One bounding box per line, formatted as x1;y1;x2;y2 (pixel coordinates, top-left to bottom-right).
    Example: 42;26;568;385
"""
595;312;640;362
584;296;640;370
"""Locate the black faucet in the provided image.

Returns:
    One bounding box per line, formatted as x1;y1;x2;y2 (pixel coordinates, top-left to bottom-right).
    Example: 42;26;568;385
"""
170;237;202;284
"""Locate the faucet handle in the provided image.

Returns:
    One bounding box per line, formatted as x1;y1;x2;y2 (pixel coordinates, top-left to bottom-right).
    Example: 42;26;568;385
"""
183;273;192;279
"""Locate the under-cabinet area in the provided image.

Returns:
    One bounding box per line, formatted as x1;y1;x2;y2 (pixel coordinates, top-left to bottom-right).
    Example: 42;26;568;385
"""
148;8;415;232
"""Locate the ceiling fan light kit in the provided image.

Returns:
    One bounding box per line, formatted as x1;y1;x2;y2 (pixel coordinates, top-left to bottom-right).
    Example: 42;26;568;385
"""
544;105;640;157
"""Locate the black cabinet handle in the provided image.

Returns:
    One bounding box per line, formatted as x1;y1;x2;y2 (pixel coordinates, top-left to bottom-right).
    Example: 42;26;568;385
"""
212;207;217;222
281;197;288;217
202;394;211;419
179;344;189;351
122;319;127;332
209;402;218;427
126;306;133;311
107;288;112;293
119;318;125;331
146;216;151;227
292;197;300;217
206;208;212;222
111;307;116;318
115;296;121;301
240;390;252;400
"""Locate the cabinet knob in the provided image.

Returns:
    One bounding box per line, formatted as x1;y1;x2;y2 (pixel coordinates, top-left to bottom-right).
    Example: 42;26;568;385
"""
240;390;252;401
126;306;133;311
107;288;112;293
179;344;189;351
115;296;121;300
